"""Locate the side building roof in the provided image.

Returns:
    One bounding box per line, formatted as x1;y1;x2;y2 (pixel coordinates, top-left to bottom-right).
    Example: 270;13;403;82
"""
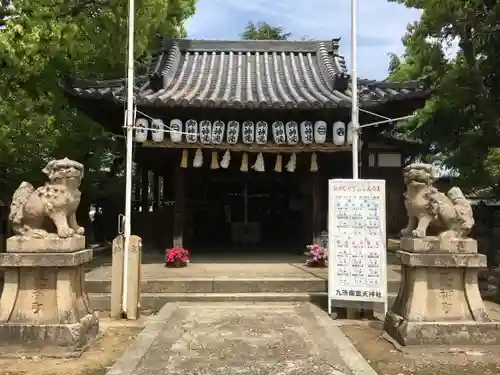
62;38;428;110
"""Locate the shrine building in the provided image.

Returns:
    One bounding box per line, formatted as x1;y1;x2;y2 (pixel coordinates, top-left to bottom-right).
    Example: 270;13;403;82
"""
61;38;429;253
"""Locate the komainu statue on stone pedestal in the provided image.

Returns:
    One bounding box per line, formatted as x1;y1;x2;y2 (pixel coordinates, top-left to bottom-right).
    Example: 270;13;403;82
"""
9;158;85;239
385;163;498;346
401;163;474;240
0;158;98;357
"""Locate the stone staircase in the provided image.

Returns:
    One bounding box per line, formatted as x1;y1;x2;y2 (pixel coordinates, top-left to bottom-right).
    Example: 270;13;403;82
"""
83;251;404;314
86;276;403;314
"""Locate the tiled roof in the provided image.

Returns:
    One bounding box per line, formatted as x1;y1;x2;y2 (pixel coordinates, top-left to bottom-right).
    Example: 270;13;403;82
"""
63;39;428;110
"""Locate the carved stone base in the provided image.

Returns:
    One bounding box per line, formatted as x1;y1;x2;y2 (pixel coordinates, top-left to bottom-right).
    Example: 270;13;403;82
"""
385;311;500;345
0;249;99;357
384;238;500;346
0;314;99;358
6;235;85;253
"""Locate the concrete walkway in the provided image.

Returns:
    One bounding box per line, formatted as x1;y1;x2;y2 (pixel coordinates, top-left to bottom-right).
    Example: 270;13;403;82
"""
106;302;377;375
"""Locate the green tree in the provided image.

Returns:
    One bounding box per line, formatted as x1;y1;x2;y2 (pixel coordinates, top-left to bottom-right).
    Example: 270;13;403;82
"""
387;0;500;187
0;0;196;207
241;21;291;40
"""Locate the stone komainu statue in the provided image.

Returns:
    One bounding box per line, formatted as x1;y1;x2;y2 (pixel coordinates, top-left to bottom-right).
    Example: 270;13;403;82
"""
401;163;474;239
9;158;85;238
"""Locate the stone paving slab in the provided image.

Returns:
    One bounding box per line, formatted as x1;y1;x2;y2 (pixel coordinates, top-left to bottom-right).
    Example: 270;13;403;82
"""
107;302;378;375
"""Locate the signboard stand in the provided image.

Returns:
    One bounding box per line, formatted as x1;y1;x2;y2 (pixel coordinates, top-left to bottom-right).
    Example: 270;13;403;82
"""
327;179;388;319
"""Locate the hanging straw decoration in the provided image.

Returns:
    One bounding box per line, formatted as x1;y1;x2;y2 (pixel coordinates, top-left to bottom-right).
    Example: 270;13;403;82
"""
180;149;189;168
286;152;297;172
193;148;203;168
240;152;249;172
210;151;220;169
310;152;318;172
251;152;265;172
274;153;283;172
220;150;231;169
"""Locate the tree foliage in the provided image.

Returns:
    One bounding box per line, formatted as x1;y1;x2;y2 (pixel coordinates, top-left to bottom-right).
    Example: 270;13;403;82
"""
387;0;500;187
0;0;196;204
241;21;292;40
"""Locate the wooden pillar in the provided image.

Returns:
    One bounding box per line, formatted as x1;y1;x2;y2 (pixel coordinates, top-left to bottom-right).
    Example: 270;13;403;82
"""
153;172;160;211
311;171;322;245
133;166;141;212
163;172;170;201
173;165;185;248
141;167;149;212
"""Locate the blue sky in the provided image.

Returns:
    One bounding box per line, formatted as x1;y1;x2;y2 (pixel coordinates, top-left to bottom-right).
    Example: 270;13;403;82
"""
186;0;422;80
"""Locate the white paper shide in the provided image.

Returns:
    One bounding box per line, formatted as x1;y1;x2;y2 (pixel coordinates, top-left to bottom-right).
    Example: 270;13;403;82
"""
328;179;387;304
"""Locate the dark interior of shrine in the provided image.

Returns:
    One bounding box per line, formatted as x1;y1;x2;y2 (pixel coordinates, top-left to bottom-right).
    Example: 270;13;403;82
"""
182;151;352;254
189;168;303;250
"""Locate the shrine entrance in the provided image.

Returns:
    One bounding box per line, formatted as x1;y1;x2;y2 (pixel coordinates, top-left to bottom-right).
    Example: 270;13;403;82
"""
189;166;305;253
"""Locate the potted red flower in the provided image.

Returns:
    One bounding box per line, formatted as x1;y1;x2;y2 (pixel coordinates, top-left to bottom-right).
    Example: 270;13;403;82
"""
304;243;328;267
165;247;190;268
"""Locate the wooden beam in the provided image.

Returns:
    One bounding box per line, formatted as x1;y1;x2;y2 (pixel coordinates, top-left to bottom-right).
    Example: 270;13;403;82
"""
142;140;351;153
173;166;185;248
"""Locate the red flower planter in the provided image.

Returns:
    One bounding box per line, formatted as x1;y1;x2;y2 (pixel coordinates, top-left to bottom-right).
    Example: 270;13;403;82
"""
164;247;190;268
304;244;328;268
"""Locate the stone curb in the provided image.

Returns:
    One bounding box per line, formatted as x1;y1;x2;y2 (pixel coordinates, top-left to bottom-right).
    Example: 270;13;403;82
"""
308;304;379;375
105;303;179;375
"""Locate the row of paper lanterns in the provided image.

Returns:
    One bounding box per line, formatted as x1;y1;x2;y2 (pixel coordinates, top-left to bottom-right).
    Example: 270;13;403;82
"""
134;118;353;146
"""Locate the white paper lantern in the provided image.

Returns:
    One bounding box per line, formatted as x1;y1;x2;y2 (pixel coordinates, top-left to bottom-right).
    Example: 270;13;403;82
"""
212;120;225;144
135;118;148;143
151;119;164;143
300;121;314;144
314;121;327;143
169;119;182;143
255;121;268;145
333;121;346;146
242;121;254;144
185;119;198;143
346;122;353;145
227;121;239;144
199;120;212;144
285;121;299;145
272;121;286;145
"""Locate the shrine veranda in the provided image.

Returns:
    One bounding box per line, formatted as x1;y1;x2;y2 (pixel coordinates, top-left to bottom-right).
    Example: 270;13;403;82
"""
62;38;428;254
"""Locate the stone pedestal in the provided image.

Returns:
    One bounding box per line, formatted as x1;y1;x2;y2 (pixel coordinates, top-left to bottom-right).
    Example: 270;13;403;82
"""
385;237;500;346
6;234;86;253
0;248;99;357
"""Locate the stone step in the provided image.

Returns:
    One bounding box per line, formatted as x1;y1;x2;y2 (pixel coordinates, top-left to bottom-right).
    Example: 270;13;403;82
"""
85;278;402;294
88;292;399;314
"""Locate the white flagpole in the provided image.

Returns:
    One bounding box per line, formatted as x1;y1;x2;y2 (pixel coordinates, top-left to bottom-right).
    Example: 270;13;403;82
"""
350;0;359;179
122;0;135;316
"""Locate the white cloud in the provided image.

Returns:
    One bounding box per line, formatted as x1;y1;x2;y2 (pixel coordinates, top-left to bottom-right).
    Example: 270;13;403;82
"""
186;0;422;79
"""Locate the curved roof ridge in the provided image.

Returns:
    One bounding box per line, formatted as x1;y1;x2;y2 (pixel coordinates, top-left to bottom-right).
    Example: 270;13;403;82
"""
61;38;430;109
158;38;342;54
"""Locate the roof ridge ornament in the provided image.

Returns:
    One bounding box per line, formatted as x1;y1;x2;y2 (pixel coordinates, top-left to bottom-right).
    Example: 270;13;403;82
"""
333;72;350;92
332;37;341;52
